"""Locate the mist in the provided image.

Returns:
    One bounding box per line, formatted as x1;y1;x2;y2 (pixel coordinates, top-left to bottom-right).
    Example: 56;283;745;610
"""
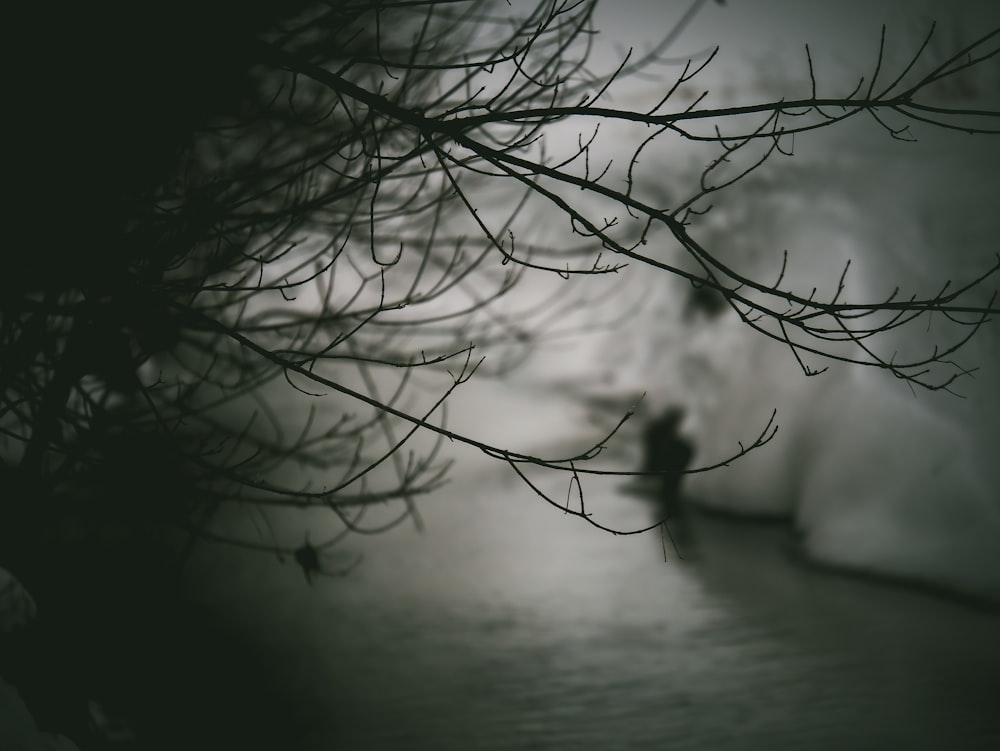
3;2;1000;750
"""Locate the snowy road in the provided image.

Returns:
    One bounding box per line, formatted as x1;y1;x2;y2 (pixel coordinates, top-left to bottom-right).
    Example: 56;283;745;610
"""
188;409;1000;750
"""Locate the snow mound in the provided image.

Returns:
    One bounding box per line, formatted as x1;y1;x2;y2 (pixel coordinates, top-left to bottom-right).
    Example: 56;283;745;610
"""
650;124;1000;603
797;373;1000;601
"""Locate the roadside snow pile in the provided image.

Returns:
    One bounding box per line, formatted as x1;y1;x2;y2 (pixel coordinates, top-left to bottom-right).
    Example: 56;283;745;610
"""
669;135;1000;602
681;315;1000;601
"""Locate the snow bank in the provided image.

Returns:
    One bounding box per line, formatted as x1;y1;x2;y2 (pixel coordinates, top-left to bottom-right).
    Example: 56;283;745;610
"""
667;132;1000;602
799;373;1000;600
681;333;1000;601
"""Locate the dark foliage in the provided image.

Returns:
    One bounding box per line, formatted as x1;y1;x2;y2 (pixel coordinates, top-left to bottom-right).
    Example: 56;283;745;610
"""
2;0;998;579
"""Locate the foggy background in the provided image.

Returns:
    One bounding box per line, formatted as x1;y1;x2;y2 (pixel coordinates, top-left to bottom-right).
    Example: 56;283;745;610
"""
3;1;1000;750
183;2;1000;749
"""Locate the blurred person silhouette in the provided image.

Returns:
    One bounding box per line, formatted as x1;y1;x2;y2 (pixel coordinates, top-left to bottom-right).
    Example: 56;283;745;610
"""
640;407;694;520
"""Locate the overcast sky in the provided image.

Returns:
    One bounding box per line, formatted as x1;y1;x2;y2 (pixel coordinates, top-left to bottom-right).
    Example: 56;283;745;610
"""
585;1;998;104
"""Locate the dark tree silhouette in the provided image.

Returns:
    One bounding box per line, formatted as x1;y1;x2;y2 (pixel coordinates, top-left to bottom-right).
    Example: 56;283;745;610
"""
2;0;999;583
